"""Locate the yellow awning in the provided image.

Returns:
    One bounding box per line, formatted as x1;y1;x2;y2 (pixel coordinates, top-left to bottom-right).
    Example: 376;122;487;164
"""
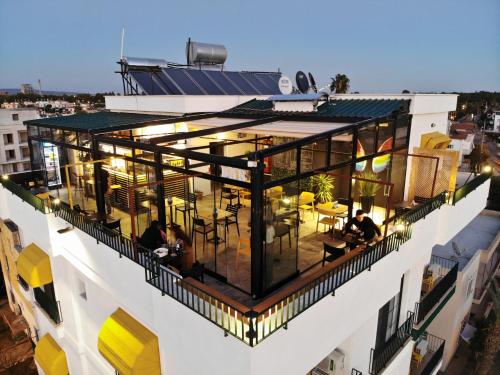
16;243;53;288
98;308;161;375
34;333;69;375
420;131;451;149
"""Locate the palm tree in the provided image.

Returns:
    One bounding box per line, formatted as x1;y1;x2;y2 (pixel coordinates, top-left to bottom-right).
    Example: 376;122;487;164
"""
330;74;350;94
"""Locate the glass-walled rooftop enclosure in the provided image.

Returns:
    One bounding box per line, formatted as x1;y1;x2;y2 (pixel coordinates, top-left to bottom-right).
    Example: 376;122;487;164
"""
24;104;413;298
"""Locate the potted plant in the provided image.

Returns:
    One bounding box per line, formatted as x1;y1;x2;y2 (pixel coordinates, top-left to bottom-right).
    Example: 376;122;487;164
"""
357;171;381;213
313;174;335;203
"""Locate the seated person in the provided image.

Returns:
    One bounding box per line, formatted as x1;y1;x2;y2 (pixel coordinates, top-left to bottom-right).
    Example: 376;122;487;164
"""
169;224;193;269
342;209;382;244
140;220;165;250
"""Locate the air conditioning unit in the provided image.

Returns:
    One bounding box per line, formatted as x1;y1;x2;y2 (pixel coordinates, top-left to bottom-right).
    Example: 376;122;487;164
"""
312;349;345;375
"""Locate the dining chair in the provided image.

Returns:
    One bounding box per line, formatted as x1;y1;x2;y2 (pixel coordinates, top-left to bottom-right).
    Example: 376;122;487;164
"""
298;191;315;220
103;218;122;237
175;193;197;231
274;222;291;254
316;207;338;233
220;187;239;207
322;241;346;266
191;217;215;256
224;204;240;236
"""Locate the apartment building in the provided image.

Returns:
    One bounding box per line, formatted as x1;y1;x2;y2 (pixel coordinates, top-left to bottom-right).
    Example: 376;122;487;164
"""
0;54;495;375
0;108;38;174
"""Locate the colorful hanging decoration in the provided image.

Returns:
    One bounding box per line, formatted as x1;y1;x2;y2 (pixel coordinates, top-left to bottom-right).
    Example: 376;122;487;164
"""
372;137;393;173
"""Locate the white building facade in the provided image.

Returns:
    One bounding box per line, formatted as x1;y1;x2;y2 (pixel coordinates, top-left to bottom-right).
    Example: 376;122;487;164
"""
0;108;38;174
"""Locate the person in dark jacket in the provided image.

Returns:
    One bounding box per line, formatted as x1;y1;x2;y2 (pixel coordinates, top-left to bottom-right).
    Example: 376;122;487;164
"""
140;220;164;250
342;209;382;242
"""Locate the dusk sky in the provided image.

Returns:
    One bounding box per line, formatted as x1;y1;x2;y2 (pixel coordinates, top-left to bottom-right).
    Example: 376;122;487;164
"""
1;0;499;94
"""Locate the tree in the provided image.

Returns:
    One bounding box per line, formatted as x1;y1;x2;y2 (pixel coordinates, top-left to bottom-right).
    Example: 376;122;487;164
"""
402;89;410;94
330;74;350;94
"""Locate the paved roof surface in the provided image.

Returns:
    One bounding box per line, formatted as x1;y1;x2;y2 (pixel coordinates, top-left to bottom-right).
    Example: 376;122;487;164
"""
433;213;500;271
24;112;175;133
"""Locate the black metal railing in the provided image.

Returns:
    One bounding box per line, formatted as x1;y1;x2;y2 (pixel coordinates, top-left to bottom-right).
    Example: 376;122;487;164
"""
352;369;363;375
142;247;252;343
369;312;414;375
453;172;491;205
415;256;458;324
250;223;414;345
397;192;447;225
411;333;445;375
34;287;62;325
54;203;137;263
0;178;48;213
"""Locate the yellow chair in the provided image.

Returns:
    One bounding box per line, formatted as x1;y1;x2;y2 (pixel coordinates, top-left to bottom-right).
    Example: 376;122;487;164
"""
268;186;283;199
316;207;338;233
298;191;315;219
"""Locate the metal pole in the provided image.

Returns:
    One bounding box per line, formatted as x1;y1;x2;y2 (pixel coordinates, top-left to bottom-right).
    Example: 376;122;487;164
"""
250;158;264;299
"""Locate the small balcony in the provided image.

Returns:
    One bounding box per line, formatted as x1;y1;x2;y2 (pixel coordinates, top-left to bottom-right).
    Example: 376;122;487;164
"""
414;256;458;328
369;312;414;375
34;287;62;325
410;333;445;375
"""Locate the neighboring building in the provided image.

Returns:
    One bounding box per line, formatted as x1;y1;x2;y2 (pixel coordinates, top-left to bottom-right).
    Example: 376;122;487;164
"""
427;211;500;370
0;108;38;174
493;110;500;132
20;84;34;95
0;51;495;375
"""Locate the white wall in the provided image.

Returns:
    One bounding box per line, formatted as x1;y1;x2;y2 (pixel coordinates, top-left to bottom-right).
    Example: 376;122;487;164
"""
105;95;270;115
426;254;480;370
0;174;489;375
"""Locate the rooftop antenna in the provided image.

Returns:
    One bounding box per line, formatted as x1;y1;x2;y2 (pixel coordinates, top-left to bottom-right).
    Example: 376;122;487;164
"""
120;27;125;61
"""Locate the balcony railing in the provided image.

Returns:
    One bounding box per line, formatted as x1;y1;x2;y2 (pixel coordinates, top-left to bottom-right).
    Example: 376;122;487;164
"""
397;192;447;225
414;256;458;325
352;369;363;375
0;178;48;213
34;287;62;325
0;176;472;347
452;172;491;205
410;333;445;375
369;312;414;375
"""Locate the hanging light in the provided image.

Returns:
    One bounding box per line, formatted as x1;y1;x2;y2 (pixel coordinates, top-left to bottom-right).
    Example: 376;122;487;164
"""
483;165;492;173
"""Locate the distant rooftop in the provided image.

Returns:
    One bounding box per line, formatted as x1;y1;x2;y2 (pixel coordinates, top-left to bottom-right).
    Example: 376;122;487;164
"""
433;212;500;271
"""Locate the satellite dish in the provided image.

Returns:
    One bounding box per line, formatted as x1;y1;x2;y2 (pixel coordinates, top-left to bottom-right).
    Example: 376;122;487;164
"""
295;71;310;94
308;73;318;93
278;76;293;95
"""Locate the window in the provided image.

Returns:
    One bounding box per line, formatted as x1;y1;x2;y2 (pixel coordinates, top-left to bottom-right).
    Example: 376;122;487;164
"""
18;131;28;143
3;133;14;145
12;114;19;121
5;149;16;160
23;162;31;171
375;276;404;349
21;147;30;159
12;163;18;172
